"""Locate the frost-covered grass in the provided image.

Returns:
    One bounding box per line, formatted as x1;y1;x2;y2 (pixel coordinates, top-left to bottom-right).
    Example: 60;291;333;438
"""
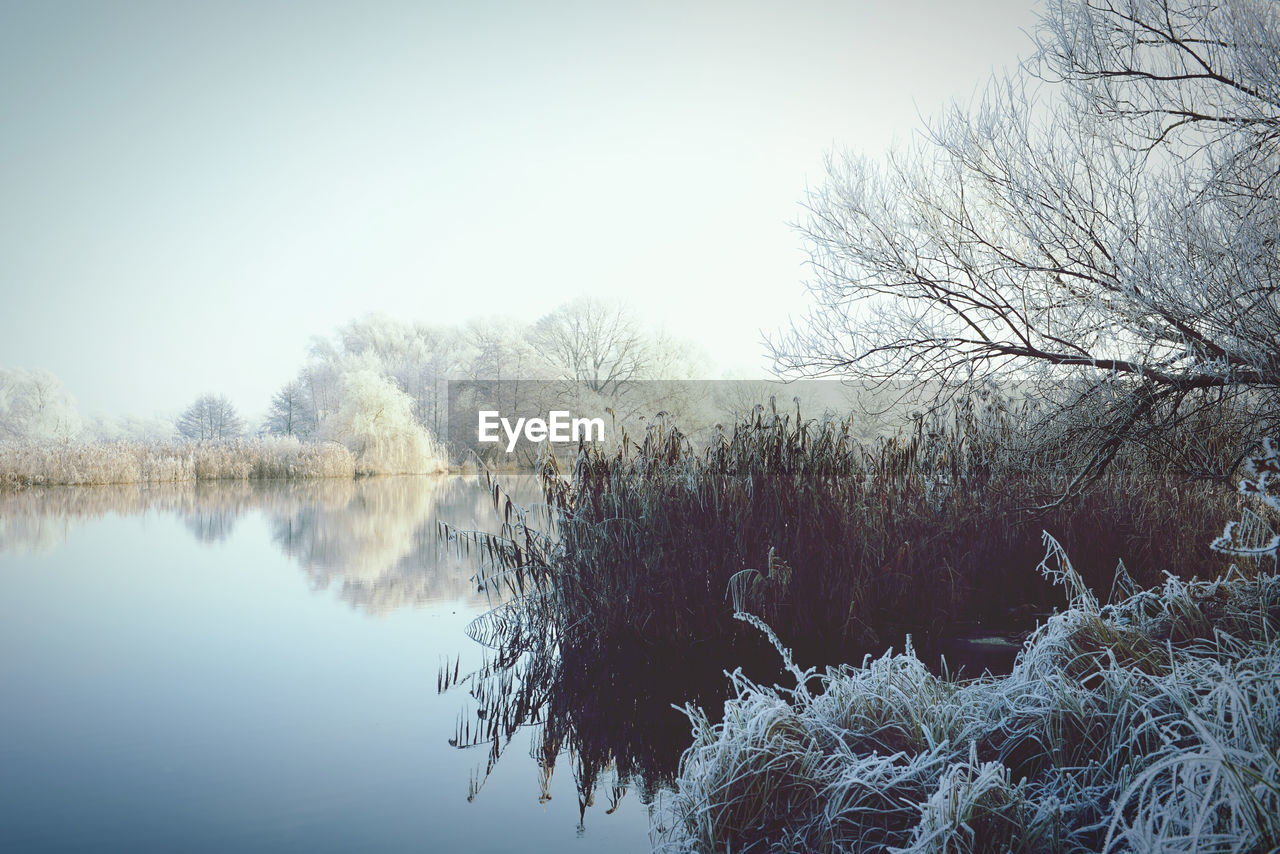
655;540;1280;853
0;437;357;489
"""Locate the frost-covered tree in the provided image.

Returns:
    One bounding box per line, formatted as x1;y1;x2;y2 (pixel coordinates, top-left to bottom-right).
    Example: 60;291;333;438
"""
0;368;81;442
412;326;468;435
176;394;245;442
278;310;708;458
457;316;554;427
320;368;445;474
264;380;312;439
530;298;653;396
84;413;174;443
297;361;339;437
773;0;1280;486
305;316;469;436
464;317;545;383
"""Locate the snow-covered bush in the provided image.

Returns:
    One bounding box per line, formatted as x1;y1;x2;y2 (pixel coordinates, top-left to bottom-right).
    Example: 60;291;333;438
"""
1211;436;1279;568
656;540;1280;853
0;368;81;442
320;368;447;475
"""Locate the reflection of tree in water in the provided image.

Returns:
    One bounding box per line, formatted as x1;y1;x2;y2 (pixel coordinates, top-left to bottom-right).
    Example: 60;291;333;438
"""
268;475;542;613
182;482;249;543
0;511;71;554
0;477;544;615
0;481;268;552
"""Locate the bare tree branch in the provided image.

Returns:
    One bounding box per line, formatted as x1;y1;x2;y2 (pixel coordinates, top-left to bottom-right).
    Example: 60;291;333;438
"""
772;0;1280;479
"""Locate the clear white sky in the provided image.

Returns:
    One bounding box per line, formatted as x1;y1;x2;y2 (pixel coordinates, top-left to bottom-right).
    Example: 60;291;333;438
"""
0;0;1040;419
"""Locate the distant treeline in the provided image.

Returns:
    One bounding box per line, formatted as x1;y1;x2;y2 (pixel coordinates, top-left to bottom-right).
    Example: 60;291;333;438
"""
1;298;713;474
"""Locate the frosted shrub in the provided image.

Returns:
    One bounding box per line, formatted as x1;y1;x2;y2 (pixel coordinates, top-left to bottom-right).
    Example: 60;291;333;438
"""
0;368;81;442
1211;435;1279;569
657;545;1280;853
320;369;447;475
902;744;1042;854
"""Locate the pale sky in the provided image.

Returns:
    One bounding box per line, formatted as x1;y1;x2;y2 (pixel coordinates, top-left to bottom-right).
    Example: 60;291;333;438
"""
0;0;1040;419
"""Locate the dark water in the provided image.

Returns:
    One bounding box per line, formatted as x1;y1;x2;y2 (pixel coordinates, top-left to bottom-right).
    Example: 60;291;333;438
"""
0;476;655;853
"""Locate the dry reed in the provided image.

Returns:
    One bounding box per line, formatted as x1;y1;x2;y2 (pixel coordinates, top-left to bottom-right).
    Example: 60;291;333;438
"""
0;438;357;490
520;397;1237;665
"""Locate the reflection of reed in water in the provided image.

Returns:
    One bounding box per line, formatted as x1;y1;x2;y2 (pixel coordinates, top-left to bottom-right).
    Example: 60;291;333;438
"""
444;602;770;826
0;476;543;615
439;472;778;826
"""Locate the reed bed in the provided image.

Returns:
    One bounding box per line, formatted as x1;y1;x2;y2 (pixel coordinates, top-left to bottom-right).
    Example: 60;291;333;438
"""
0;438;356;490
511;398;1236;666
655;538;1280;853
441;403;1258;827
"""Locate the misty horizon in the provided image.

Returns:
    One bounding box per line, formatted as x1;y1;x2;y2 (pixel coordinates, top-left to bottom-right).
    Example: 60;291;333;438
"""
1;0;1038;419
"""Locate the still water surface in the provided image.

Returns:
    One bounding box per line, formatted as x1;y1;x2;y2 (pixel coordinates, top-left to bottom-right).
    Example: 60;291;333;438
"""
0;476;655;853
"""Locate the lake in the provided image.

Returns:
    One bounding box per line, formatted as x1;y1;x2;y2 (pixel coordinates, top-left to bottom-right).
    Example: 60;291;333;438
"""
0;476;659;853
